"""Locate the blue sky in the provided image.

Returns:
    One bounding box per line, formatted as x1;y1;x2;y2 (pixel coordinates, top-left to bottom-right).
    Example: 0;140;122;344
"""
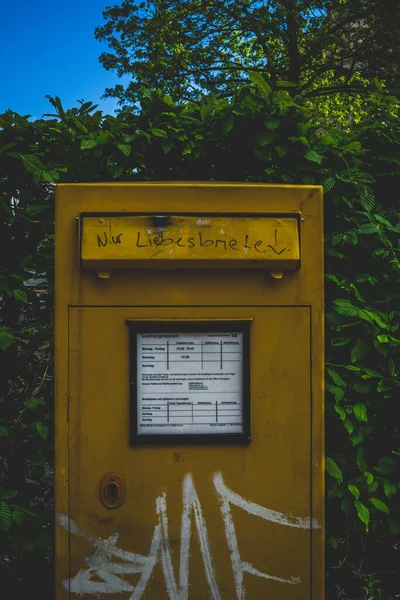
0;0;128;118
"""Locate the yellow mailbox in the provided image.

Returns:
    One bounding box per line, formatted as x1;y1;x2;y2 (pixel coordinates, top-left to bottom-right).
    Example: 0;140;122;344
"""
55;183;324;599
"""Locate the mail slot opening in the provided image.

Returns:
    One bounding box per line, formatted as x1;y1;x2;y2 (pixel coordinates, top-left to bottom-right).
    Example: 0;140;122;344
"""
80;214;300;272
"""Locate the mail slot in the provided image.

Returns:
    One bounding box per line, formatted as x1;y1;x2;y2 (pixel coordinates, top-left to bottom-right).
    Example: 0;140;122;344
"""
80;214;300;272
55;183;324;599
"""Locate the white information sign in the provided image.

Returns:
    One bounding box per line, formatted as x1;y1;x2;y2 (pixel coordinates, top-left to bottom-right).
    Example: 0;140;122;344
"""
136;331;244;435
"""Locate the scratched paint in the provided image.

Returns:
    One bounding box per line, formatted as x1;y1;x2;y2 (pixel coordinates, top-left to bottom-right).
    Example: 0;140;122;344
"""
58;472;318;597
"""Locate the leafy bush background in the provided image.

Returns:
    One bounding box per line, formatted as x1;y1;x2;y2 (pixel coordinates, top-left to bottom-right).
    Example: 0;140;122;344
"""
0;80;399;598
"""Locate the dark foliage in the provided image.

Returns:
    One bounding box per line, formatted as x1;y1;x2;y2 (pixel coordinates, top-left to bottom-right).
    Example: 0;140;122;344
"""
0;83;399;598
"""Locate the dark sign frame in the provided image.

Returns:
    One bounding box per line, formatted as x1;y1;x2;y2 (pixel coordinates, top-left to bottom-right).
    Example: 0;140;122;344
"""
127;320;251;446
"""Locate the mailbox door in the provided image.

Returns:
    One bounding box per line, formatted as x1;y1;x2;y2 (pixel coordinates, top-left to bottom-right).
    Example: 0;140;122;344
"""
65;305;313;599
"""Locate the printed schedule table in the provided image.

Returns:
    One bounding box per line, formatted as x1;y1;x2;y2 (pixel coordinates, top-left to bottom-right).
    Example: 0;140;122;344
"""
136;331;244;435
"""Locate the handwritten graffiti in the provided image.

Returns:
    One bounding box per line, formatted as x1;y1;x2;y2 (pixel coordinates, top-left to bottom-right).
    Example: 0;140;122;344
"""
135;230;287;255
57;472;318;597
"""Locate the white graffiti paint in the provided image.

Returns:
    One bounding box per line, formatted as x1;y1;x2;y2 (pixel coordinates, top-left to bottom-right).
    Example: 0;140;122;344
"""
213;473;302;598
178;474;221;600
58;472;318;597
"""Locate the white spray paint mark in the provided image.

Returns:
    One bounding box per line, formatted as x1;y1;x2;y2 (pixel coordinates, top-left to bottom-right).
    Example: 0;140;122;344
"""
156;493;180;600
213;472;312;529
128;523;161;600
213;473;302;599
143;475;220;600
196;219;210;225
58;472;316;597
58;475;220;599
179;474;221;600
57;514;150;595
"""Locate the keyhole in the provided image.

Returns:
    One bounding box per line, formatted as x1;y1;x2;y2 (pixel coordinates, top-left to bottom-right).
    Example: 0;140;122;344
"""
99;473;125;508
106;482;119;503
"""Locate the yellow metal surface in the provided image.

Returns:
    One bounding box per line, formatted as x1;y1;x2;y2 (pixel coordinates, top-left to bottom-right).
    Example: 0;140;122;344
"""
81;214;300;270
55;183;324;600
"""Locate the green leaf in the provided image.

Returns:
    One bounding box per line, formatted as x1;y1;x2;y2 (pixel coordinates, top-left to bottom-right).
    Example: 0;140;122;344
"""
331;337;351;347
341;497;353;517
350;429;365;446
255;131;275;147
327;534;342;548
69;114;88;133
357;223;379;234
0;489;17;500
275;145;288;157
12;510;23;525
374;213;393;228
354;403;368;422
24;397;46;410
160;140;174;154
35;422;48;440
362;367;381;378
249;72;271;96
0;327;15;351
331;233;342;246
353;381;370;394
389;517;400;535
326;383;345;402
9;504;35;517
110;164;124;178
354;501;370;530
333;299;359;317
334;405;346;421
0;426;8;437
80;138;99;150
364;471;374;485
383;481;397;498
221;115;234;135
327;367;346;388
298;136;310;148
199;95;218;122
357;448;367;472
369;497;390;513
281;172;294;183
26;204;48;216
326;457;343;483
43;168;58;182
374;457;396;475
13;289;28;302
116;142;131;156
305;150;323;164
344;418;354;434
264;167;275;175
348;484;360;499
264;118;280;131
21;154;43;176
359;190;375;210
326;248;347;259
0;501;12;531
351;339;368;363
368;481;379;494
322;177;335;193
150;128;167;138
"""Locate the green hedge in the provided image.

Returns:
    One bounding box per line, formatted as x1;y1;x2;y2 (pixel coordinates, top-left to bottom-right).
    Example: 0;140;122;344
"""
0;82;399;598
